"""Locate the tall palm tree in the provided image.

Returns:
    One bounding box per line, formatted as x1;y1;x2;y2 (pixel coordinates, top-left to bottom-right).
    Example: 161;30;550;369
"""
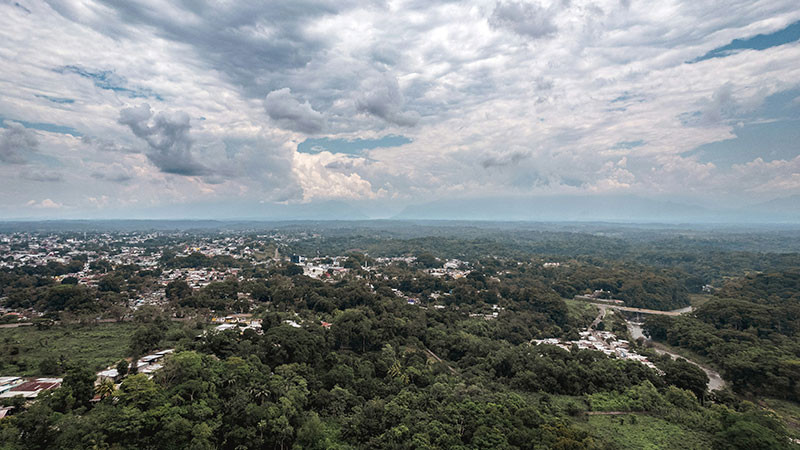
388;360;410;384
95;378;116;400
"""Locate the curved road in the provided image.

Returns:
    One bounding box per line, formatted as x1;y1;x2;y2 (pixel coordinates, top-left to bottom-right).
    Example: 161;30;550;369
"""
599;304;728;391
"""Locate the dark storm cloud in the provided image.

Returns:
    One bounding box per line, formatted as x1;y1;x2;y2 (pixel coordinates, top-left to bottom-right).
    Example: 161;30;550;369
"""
45;1;359;98
0;121;38;164
488;1;557;39
356;75;420;127
265;88;326;134
119;104;208;176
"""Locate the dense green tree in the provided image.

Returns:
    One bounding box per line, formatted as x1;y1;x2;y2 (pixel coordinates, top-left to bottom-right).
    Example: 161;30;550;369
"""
116;359;129;377
661;358;709;400
130;323;166;356
166;279;192;301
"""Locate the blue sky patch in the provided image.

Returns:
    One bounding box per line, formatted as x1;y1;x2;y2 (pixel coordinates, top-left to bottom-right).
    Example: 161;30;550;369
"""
610;92;644;103
746;87;800;122
682;118;800;167
298;135;412;155
57;65;163;100
35;94;75;104
612;140;645;150
691;20;800;63
0;116;82;137
680;87;800;166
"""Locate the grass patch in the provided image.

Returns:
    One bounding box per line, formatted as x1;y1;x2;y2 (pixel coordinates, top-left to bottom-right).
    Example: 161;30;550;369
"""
689;294;712;308
577;414;714;449
564;298;598;327
0;322;181;376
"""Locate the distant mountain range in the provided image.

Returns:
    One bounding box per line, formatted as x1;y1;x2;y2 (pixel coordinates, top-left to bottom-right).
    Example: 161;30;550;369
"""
3;195;799;224
391;194;800;223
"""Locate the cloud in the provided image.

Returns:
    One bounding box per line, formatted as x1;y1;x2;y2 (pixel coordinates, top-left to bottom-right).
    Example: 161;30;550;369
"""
9;1;31;14
3;0;800;216
217;138;304;202
481;150;531;168
81;136;139;154
90;170;132;183
35;94;75;104
293;151;381;201
682;83;766;126
119;104;208;176
691;20;800;63
356;74;420;127
0;116;80;136
488;1;557;39
298;135;412;155
265;88;326;134
57;65;161;99
45;2;341;98
26;198;63;209
20;169;64;182
0;121;38;164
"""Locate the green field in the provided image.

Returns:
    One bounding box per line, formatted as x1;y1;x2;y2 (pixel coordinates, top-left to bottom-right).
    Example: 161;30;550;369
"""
576;414;714;449
0;322;170;376
564;298;599;326
689;294;713;308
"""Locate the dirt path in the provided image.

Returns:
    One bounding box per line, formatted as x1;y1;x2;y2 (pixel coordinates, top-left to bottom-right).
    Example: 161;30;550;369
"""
424;347;458;375
0;322;33;328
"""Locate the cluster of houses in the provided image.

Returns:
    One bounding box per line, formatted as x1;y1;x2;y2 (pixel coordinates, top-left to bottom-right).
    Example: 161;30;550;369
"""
0;232;165;271
532;330;659;371
303;265;349;279
288;255;350;280
96;349;174;382
181;236;253;258
468;304;505;320
0;349;175;419
574;289;625;305
207;313;334;335
0;306;35;323
163;268;242;288
211;314;263;334
0;377;64;418
425;259;471;279
132;290;167;309
0;376;62;400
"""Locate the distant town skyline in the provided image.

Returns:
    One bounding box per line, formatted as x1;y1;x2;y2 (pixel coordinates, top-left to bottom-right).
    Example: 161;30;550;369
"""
1;1;799;220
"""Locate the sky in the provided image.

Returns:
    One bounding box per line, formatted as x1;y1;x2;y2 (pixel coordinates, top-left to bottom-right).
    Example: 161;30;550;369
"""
1;0;799;220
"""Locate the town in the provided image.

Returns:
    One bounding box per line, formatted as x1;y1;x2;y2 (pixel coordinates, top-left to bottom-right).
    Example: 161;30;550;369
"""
0;225;798;449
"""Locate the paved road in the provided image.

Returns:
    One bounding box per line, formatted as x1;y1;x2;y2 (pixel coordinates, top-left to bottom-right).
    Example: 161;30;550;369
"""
648;341;726;391
591;305;607;328
618;308;726;391
586;302;693;316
